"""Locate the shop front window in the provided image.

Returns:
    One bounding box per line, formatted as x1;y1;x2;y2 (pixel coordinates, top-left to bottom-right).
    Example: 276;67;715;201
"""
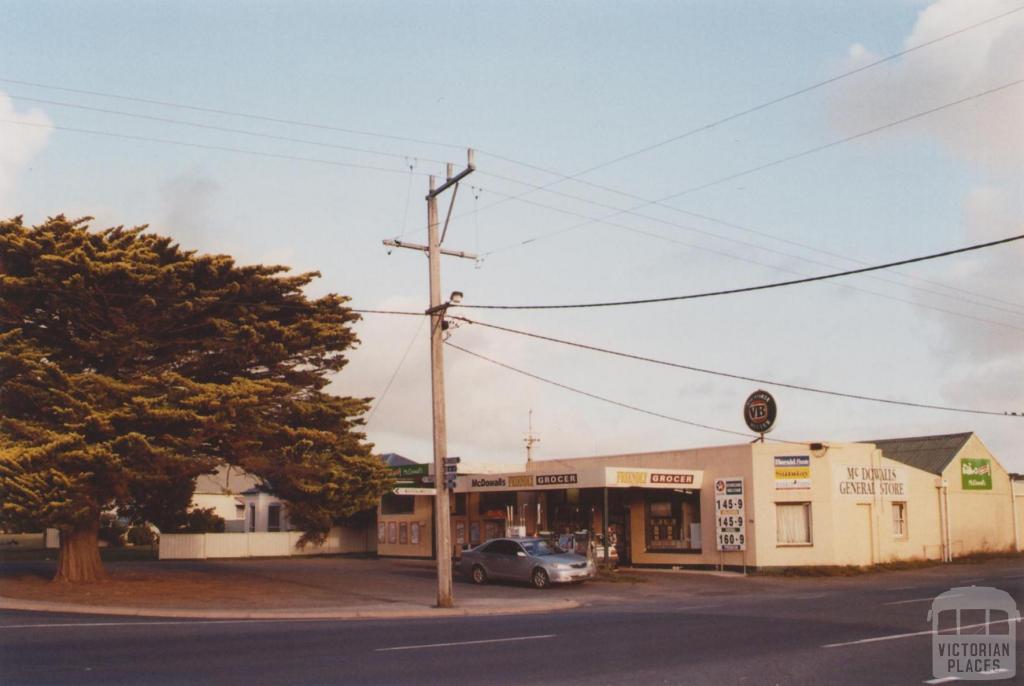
644;490;701;553
478;491;516;518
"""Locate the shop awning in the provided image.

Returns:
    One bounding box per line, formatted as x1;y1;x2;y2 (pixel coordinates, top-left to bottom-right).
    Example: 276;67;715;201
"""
454;466;702;492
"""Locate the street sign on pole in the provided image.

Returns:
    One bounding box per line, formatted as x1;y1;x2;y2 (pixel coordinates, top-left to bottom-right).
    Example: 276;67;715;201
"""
444;456;461;465
444;465;458;473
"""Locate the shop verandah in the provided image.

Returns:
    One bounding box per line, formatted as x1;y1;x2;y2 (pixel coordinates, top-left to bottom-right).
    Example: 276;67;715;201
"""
448;466;704;564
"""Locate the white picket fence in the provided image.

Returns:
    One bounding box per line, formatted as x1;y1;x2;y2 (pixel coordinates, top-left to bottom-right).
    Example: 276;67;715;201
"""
158;526;373;560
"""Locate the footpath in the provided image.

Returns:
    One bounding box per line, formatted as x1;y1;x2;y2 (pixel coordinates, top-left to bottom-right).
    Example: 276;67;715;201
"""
0;556;581;621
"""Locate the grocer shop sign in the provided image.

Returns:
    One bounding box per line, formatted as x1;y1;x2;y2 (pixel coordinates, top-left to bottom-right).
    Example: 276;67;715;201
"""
743;389;776;434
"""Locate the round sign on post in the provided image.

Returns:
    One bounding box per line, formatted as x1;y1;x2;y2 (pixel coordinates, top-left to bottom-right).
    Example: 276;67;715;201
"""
743;389;776;435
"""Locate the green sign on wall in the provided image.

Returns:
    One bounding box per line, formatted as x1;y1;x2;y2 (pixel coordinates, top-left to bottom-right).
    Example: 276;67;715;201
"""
960;458;992;490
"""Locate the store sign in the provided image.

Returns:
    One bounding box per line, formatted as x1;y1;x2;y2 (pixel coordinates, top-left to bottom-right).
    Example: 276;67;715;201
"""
508;475;534;488
614;471;648;485
743;389;777;434
960;458;992;490
650;473;695;485
774;455;811;489
535;473;578;486
834;464;907;498
390;464;432;493
714;477;746;551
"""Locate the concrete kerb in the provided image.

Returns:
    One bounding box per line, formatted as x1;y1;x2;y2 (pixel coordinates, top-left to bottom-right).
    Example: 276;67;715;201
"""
0;595;580;621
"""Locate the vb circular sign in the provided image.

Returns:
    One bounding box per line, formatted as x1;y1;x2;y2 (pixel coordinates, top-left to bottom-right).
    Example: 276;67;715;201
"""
743;389;777;434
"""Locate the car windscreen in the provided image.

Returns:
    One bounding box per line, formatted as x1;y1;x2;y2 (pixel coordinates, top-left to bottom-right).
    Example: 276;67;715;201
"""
521;540;564;556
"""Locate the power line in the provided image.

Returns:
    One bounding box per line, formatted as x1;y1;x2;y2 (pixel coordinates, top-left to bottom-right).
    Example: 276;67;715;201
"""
470;6;1024;212
0;279;426;317
445;341;766;441
662;80;1024;202
0;77;467;151
447;316;1023;418
474;78;1024;256
469;174;1024;317
0;118;434;177
4;93;450;167
366;316;427;423
454;232;1024;312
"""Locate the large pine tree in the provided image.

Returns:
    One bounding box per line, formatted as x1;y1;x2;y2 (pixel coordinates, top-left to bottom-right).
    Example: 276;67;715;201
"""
0;216;391;582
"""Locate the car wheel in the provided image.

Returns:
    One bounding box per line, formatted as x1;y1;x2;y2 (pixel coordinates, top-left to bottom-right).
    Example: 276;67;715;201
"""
531;568;550;589
471;565;488;585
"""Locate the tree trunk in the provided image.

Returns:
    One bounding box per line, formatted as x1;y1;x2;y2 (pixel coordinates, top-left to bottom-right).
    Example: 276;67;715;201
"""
54;520;106;583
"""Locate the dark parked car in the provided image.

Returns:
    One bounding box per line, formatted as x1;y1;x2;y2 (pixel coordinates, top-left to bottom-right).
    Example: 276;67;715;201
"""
458;537;595;589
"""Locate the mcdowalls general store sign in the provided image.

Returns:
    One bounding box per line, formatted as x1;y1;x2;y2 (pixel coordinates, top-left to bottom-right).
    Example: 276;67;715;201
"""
833;464;908;499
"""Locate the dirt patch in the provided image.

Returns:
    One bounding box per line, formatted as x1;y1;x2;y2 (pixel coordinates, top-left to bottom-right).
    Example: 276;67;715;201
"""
0;563;374;611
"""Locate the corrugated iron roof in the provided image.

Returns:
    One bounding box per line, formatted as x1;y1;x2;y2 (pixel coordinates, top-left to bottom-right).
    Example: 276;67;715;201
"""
863;432;973;475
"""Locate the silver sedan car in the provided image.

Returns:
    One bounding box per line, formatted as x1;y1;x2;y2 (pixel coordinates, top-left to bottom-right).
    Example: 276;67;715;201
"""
458;537;596;589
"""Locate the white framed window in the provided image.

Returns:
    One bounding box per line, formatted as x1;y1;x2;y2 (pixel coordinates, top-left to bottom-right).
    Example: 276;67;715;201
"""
891;501;908;539
776;502;812;545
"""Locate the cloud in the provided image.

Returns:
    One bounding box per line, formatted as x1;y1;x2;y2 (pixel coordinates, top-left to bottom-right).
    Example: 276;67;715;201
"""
828;1;1024;465
0;92;53;215
828;0;1024;172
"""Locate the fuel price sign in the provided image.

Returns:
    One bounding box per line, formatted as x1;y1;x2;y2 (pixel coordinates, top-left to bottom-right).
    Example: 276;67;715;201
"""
714;477;746;552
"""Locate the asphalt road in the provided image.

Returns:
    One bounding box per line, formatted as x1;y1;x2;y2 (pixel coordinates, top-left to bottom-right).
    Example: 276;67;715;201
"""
2;560;1021;685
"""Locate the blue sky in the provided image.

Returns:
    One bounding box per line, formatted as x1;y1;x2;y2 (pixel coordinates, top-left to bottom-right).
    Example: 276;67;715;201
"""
2;1;1022;471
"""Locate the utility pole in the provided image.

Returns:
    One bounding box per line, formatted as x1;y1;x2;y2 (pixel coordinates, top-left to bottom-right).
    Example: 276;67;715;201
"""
383;149;475;608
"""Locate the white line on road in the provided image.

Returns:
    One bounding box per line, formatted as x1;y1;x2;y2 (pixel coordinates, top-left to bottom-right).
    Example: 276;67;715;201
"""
376;634;556;652
822;618;1020;648
883;594;960;606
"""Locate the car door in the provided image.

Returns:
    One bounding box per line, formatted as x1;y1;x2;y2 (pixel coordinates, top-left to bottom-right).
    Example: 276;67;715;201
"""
488;540;519;579
506;541;534;582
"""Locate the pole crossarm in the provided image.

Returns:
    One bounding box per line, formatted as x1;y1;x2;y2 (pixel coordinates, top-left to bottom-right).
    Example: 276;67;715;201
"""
428;149;475;199
383;239;478;260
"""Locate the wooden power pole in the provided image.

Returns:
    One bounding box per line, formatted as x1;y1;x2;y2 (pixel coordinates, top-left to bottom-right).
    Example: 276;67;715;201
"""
383;149;475;608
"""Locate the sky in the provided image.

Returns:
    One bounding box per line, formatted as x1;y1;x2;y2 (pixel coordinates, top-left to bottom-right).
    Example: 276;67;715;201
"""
1;0;1022;473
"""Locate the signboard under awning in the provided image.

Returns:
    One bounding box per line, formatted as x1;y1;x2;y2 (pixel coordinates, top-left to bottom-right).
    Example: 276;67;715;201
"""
454;466;702;492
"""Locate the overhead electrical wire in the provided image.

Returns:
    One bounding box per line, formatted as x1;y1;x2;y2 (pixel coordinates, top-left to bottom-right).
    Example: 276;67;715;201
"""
446;341;767;441
2;94;451;168
446;316;1023;418
473;78;1024;257
468;6;1024;215
453;232;1024;313
366;316;427;423
468;176;1024;318
0;280;426;317
0;118;434;177
0;77;467;151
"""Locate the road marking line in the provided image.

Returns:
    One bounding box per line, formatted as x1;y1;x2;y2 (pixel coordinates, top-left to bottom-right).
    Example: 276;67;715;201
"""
822;618;1019;648
924;677;959;683
883;594;960;606
376;634;556;652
